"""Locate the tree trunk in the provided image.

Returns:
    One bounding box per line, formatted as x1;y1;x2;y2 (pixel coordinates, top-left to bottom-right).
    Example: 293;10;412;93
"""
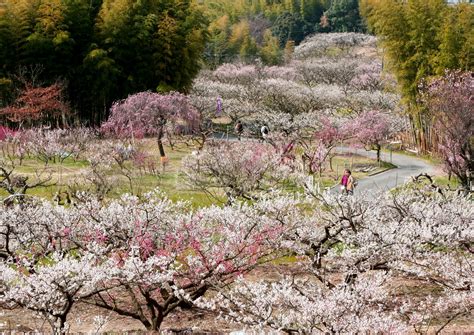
149;313;164;331
157;127;166;158
51;314;67;335
376;144;381;163
198;132;207;150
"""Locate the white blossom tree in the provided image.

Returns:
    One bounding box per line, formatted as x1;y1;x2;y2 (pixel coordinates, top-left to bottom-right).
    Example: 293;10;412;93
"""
0;190;303;331
182;141;293;203
198;185;474;333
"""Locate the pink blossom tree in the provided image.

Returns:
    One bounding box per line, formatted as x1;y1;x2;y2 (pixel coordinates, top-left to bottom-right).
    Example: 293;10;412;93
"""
421;70;473;190
101;92;200;160
84;193;298;330
0;191;301;332
350;110;392;162
306;117;350;174
0;126;15;141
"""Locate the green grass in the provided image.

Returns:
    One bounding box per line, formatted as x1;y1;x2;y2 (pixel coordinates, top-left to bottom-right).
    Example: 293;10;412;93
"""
433;176;461;189
382;147;443;165
389;174;463;196
0;141;222;207
312;153;396;188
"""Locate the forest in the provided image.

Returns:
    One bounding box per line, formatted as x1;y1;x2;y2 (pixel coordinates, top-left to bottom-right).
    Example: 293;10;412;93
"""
0;0;366;123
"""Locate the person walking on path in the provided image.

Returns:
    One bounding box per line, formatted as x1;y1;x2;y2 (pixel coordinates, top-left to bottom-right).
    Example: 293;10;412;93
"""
261;125;269;141
340;169;356;195
234;120;243;140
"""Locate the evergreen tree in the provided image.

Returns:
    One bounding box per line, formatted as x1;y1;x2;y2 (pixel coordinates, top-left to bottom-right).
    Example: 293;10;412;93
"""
365;0;446;103
0;0;208;124
362;0;473;152
272;11;306;45
325;0;364;32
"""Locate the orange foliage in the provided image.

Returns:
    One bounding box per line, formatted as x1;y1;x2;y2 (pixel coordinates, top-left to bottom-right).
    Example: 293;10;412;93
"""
0;83;70;123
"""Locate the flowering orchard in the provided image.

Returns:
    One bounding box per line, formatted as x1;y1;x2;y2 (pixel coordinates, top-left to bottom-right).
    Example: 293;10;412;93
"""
188;33;403;177
1;182;472;333
88;34;406;186
197;185;473;333
0;127;168;203
0;190;301;332
0;33;473;333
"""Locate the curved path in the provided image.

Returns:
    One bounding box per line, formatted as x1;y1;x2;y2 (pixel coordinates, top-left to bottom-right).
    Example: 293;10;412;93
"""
211;132;438;194
334;147;437;195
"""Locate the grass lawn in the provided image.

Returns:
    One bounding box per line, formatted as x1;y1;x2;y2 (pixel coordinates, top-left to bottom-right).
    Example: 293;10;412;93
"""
433;175;460;189
382;146;443;165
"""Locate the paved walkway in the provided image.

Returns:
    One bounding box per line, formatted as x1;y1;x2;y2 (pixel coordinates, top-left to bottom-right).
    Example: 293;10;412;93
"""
211;132;438;195
334;147;437;196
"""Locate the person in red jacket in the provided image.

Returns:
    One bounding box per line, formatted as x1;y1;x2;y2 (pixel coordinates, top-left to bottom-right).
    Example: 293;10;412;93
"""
340;169;355;195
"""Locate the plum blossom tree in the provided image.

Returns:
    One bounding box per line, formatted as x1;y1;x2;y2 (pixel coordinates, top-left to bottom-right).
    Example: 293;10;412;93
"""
22;128;95;164
187;93;219;149
0;252;110;334
0;181;472;333
0;190;302;331
0;129;30;164
305;117;351;173
293;57;359;91
350;110;392;162
0;159;53;205
101;92;200;161
0;128;98;205
301;142;329;175
66;139;158;198
0;142;55;205
199;186;474;334
0;126;15;141
421;70;473;190
349;60;386;92
199;273;407;333
192;41;399;141
83;193;300;330
182;141;292;203
292;33;377;60
211;63;260;86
